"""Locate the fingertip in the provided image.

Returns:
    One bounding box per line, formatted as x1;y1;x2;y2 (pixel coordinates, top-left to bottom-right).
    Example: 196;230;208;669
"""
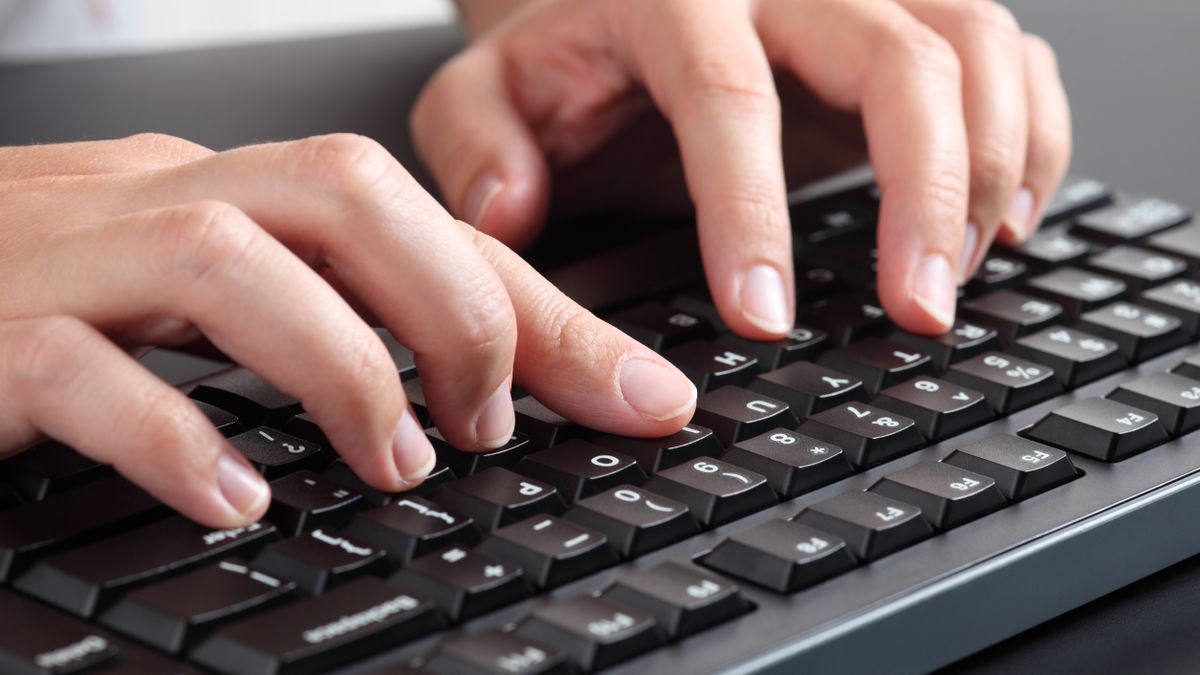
469;161;549;251
392;406;437;486
214;450;271;526
738;263;794;337
617;355;698;424
909;252;957;334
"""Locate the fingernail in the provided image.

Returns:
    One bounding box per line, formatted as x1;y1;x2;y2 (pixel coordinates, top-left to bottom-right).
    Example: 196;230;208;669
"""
393;407;436;484
618;357;697;421
1002;186;1035;242
912;253;956;330
465;171;504;227
475;380;515;449
739;264;792;335
959;221;980;285
216;451;270;517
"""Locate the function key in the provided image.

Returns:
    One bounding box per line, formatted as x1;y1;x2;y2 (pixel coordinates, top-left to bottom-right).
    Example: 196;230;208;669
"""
1073;194;1191;244
515;596;662;673
818;337;935;396
793;491;934;562
187;368;300;427
1023;398;1168;462
890;320;1000;371
343;495;478;562
252;529;391;595
1025;268;1127;320
943;434;1079;501
1147;222;1200;271
607;302;713;352
944;352;1062;414
1009;326;1125;388
390;546;532;621
663;341;760;392
1042;176;1113;224
799;293;890;346
265;470;363;536
716;323;830;370
1141;279;1200;337
228;427;328;479
565;485;698;558
514;397;581;450
1087;246;1187;293
722;428;853;498
700;519;856;593
873;377;993;442
1108;372;1200;436
643;457;777;528
797;402;924;468
1009;229;1091;270
1078;301;1188;361
592;424;724;473
868;461;1006;530
432;468;564;532
959;290;1064;343
604;562;749;640
515;441;647;503
424;629;568;675
966;255;1028;296
429;429;534;477
691;386;797;446
748;361;867;419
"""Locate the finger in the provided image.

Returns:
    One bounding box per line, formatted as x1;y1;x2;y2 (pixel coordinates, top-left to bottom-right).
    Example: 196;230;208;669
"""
411;47;551;251
469;226;697;434
618;1;794;339
0;133;212;180
756;0;970;333
897;0;1029;273
996;33;1072;245
0;316;268;528
26;201;433;492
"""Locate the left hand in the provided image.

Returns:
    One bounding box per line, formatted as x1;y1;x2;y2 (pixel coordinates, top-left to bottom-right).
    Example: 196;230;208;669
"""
412;0;1072;337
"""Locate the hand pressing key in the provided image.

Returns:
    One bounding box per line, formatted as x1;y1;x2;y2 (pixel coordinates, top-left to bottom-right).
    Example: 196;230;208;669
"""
0;133;697;529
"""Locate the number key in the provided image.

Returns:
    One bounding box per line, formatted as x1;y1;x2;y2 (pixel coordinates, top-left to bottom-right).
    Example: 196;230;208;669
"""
890;320;1000;371
797;402;924;468
1025;268;1127;320
565;485;699;558
944;352;1062;414
873;377;993;441
1078;301;1188;361
1010;326;1125;388
960;290;1063;343
721;429;853;498
642;458;777;527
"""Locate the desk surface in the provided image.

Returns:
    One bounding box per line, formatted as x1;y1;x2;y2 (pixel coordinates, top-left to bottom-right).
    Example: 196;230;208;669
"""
1;2;1198;672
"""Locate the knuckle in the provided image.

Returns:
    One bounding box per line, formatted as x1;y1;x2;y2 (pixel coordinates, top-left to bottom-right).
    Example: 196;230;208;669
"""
5;316;96;388
970;137;1023;198
922;169;971;223
877;21;962;84
678;53;777;112
130;390;206;466
289;133;412;206
957;1;1022;43
340;329;401;404
155;201;260;287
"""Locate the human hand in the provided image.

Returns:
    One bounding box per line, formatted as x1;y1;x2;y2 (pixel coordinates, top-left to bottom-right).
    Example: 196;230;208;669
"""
413;0;1072;336
0;133;696;528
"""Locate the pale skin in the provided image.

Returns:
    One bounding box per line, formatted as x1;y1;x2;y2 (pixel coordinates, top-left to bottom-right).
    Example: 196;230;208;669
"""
0;0;1070;529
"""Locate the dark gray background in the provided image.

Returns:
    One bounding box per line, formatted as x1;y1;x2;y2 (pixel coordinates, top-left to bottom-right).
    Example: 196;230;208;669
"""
1;1;1198;671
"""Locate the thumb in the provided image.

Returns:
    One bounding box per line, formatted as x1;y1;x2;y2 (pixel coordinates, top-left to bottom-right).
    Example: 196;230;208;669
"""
411;49;551;250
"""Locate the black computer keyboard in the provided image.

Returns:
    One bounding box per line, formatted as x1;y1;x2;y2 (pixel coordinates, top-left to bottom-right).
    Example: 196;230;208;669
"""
2;175;1199;675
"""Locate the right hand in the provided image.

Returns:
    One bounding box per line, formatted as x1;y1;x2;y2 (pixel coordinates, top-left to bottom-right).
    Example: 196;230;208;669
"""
0;133;697;528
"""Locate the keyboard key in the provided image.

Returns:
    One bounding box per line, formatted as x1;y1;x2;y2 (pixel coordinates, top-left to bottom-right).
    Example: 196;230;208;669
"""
869;461;1006;530
0;588;121;674
591;424;724;473
343;495;479;563
429;430;534;477
1108;373;1200;436
515;596;662;672
604;562;748;640
873;377;993;442
513;442;645;505
425;629;569;675
700;519;856;593
266;471;363;537
390;546;532;621
1010;229;1091;270
253;529;391;595
1025;268;1127;319
716;323;830;370
1078;301;1188;361
966;255;1028;296
403;378;433;428
670;288;728;333
663;340;760;392
1009;326;1126;388
721;429;853;498
477;515;617;589
99;560;294;654
690;386;797;445
0;441;108;501
792;194;875;243
374;327;418;381
797;402;925;468
818;338;935;396
643;457;777;527
229;427;328;479
1042;176;1113;223
195;399;244;437
1087;246;1187;293
793;491;934;562
748;361;867;419
283;411;328;447
433;468;565;532
514;397;581;450
1173;354;1200;380
16;516;278;617
1023;398;1169;462
187;368;300;426
944;352;1063;414
943;435;1079;502
796;265;848;301
799;293;889;346
1147;222;1200;271
959;290;1064;343
0;475;162;583
564;485;698;558
0;485;17;511
890;320;1001;371
607;302;713;352
1141;279;1200;336
1073;194;1190;244
191;577;443;675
